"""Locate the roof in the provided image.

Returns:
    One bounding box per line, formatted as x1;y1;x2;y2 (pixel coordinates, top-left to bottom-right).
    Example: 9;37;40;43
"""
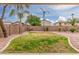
41;20;52;23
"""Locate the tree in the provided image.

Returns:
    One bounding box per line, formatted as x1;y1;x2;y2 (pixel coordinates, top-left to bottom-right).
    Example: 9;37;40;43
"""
0;4;8;37
17;12;24;34
10;4;30;34
0;4;30;37
70;18;76;26
27;15;41;26
69;13;77;32
69;13;76;26
69;18;77;32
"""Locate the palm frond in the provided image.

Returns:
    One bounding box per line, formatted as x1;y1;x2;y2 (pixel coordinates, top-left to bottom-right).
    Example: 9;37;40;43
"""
23;10;29;14
17;12;24;19
25;4;30;8
1;4;8;19
15;4;30;10
9;9;15;16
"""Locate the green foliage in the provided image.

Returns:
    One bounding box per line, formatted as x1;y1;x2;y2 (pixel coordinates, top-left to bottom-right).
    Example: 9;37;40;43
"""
17;12;24;21
1;5;7;18
44;27;49;31
27;15;41;26
58;22;62;32
9;9;15;16
70;18;76;26
4;32;77;53
70;28;76;33
9;4;30;22
58;27;61;31
0;4;30;37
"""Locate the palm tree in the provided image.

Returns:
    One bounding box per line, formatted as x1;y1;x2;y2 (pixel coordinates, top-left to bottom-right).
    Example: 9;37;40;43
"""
0;4;30;37
17;12;24;34
0;4;8;37
69;13;77;32
10;4;30;34
70;13;76;26
70;18;76;26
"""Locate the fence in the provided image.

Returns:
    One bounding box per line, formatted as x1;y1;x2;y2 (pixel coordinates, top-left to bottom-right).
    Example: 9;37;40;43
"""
0;24;79;37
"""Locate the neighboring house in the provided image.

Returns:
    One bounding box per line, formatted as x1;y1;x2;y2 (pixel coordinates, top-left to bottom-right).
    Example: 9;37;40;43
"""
3;21;25;28
41;20;53;26
54;22;71;26
3;21;12;25
11;21;29;25
54;17;79;26
25;19;53;26
3;21;12;28
54;16;69;26
12;21;20;24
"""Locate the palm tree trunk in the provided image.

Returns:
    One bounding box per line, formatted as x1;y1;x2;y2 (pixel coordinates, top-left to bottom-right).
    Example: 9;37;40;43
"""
19;18;21;34
0;5;8;37
19;23;21;34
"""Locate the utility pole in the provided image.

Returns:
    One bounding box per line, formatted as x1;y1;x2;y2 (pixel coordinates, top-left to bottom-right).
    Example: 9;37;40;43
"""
40;8;49;31
71;13;74;19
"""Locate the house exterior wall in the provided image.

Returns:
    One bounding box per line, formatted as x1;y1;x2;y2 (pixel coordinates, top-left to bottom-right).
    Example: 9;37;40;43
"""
41;20;52;26
54;22;71;26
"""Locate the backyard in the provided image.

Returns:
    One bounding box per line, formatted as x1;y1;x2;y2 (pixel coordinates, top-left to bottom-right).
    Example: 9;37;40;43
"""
3;32;77;53
0;4;79;54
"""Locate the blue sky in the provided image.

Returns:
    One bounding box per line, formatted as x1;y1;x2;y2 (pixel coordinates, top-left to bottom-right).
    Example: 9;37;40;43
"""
28;5;79;22
0;4;79;23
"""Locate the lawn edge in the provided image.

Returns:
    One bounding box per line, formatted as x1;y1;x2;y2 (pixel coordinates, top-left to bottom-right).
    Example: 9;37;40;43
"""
1;32;79;53
67;36;79;52
54;32;79;53
0;32;28;53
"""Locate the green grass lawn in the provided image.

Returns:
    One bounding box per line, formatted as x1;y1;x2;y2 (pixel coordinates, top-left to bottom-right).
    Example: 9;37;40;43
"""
4;32;77;53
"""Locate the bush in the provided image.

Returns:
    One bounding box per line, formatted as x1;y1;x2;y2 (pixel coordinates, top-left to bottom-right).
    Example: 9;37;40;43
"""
44;27;49;31
27;15;41;26
58;27;61;31
69;28;76;33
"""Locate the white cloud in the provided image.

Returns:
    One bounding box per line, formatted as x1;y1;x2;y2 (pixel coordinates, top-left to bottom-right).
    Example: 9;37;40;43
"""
56;16;67;22
40;18;54;23
49;5;78;10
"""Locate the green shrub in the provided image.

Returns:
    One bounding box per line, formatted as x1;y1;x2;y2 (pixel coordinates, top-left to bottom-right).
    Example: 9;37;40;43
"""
69;28;76;33
58;27;61;31
44;27;49;31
